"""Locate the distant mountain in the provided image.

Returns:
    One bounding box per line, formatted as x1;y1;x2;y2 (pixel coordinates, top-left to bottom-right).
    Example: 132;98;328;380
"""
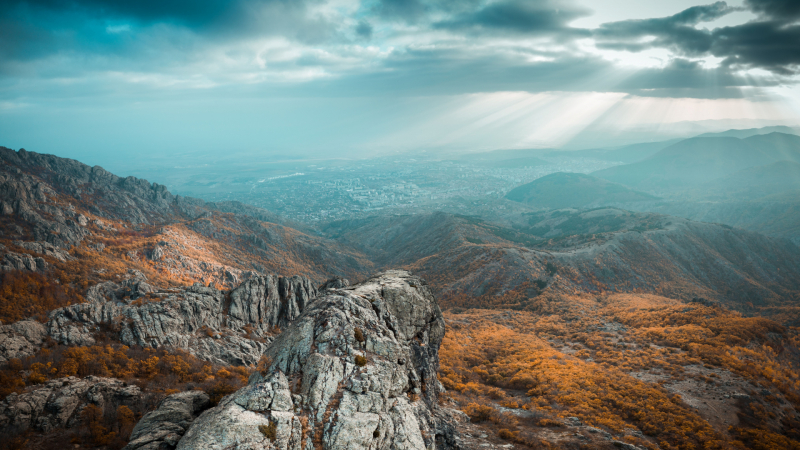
505;172;657;209
696;125;800;139
544;140;680;164
592;132;800;193
698;160;800;201
324;209;800;311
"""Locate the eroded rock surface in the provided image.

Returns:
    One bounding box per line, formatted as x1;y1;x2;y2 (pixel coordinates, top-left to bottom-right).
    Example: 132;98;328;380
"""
0;376;142;434
46;273;318;366
123;391;211;450
0;320;47;363
176;270;457;450
0;248;47;273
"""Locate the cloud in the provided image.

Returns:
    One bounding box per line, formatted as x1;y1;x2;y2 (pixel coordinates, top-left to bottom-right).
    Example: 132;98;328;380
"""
355;20;373;38
434;0;591;38
595;2;737;55
0;0;796;101
596;1;800;75
373;0;428;23
744;0;800;21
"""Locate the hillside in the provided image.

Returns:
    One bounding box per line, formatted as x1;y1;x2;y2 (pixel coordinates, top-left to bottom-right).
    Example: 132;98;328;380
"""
505;172;657;208
442;294;800;449
324;209;800;317
592;133;800;193
696;160;800;201
0;146;373;290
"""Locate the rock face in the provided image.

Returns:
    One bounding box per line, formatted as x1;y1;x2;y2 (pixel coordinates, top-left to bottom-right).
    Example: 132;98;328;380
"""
0;247;47;273
176;270;456;450
124;391;211;450
13;240;71;262
0;376;142;434
0;147;211;248
46;274;318;366
0;320;47;363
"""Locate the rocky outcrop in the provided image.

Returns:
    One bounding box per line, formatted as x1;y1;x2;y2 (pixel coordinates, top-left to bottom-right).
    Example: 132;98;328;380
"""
13;240;71;262
123;391;210;450
0;320;47;363
46;274;318;366
0;376;142;434
229;275;317;332
176;270;457;450
0;251;47;272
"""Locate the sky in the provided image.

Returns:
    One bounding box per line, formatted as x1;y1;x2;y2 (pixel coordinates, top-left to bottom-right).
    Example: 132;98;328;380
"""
1;0;800;170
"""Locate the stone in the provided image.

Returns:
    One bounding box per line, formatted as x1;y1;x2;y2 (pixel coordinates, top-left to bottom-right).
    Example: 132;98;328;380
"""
0;320;47;363
124;391;211;450
176;270;457;450
0;376;143;434
45;273;319;366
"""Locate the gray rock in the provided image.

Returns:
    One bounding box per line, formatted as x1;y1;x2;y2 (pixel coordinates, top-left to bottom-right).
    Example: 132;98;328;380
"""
150;246;165;261
319;276;350;291
46;274;318;366
124;391;210;450
13;240;71;262
0;251;47;272
0;320;47;363
176;270;457;450
0;376;143;434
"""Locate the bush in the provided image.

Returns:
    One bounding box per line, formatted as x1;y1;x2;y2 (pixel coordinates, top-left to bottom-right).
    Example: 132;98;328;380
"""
259;422;277;441
354;327;365;343
355;355;367;367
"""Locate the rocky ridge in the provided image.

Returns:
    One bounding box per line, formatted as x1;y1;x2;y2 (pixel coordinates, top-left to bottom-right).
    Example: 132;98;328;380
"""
174;270;458;450
44;272;318;366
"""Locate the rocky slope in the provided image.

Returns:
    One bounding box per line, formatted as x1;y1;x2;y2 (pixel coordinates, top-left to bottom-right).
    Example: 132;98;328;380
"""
40;271;317;366
0;375;144;435
0;146;372;285
174;270;458;450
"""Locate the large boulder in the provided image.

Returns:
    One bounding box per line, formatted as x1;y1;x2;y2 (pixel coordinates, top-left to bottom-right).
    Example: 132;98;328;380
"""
123;391;211;450
176;270;457;450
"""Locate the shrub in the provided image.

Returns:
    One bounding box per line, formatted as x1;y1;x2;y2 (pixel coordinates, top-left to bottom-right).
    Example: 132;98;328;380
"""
463;403;495;422
259;422;277;441
354;327;366;343
355;355;367;367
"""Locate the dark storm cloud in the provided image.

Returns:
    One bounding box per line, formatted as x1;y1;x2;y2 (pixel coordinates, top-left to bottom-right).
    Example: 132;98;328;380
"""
596;1;800;75
434;0;591;38
0;0;337;74
595;2;736;54
744;0;800;21
0;0;295;29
